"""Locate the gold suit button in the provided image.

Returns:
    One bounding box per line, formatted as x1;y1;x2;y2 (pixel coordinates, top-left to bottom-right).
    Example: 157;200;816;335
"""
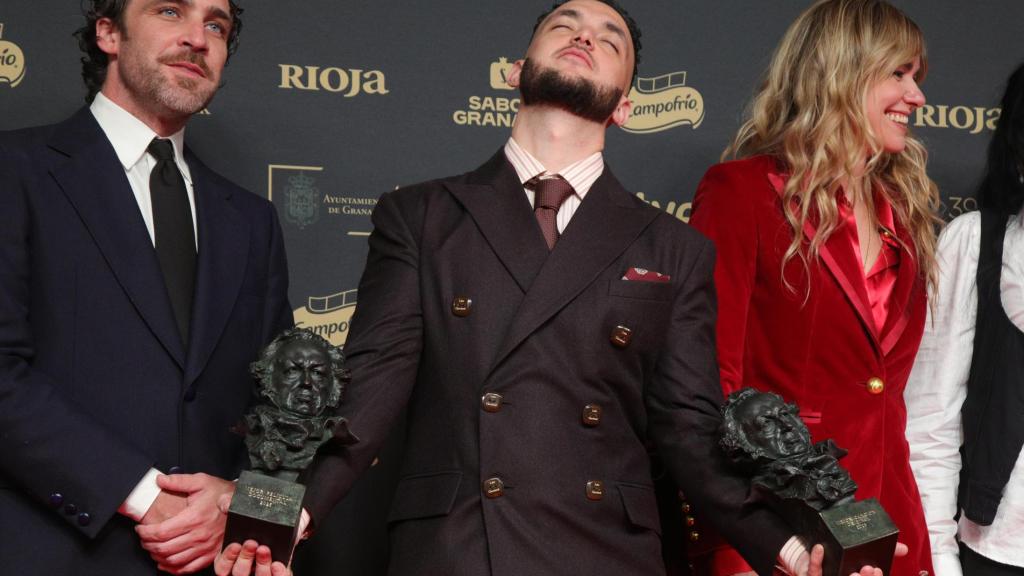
610;325;633;348
867;377;885;394
481;392;503;413
452;296;473;317
483;477;505;498
586;480;605;501
689;531;700;542
685;515;696;527
681;502;692;514
582;404;602;426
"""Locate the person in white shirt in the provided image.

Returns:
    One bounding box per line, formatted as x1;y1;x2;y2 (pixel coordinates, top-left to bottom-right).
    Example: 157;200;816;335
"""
906;61;1024;576
0;1;293;574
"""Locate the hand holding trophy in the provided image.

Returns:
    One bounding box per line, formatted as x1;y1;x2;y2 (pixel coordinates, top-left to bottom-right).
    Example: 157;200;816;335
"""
223;327;358;565
720;388;898;576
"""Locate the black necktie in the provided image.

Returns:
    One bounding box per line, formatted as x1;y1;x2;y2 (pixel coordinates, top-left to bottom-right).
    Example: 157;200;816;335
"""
530;176;575;250
148;138;196;345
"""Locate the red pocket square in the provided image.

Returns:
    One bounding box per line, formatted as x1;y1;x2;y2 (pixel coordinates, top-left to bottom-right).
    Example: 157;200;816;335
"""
621;267;671;282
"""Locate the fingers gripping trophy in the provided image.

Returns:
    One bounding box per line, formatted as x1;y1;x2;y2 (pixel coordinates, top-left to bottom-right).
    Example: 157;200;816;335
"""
224;328;358;564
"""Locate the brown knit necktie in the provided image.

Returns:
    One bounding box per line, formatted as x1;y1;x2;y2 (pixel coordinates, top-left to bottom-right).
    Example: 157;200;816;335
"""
531;176;575;250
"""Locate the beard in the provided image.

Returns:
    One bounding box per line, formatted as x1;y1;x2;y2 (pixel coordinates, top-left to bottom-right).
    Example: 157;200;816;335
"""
117;40;217;117
518;57;624;123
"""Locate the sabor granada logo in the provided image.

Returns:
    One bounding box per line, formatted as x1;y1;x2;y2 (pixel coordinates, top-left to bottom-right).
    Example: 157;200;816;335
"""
623;71;704;134
0;24;26;88
452;57;520;128
293;289;357;346
490;57;515;91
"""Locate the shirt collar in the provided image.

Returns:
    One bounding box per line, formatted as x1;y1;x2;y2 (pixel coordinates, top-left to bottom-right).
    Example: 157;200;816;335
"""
503;137;604;198
90;92;192;185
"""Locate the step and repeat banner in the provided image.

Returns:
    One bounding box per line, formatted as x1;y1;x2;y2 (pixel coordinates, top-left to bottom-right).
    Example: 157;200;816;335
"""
2;1;1022;573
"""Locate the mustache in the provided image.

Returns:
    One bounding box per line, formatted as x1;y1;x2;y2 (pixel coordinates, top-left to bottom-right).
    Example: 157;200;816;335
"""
158;51;212;77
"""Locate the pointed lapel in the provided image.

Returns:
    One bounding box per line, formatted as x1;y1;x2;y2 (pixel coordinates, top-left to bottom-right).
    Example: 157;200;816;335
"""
767;173;881;348
877;216;918;355
489;167;659;372
47;108;186;368
445;150;550;293
182;152;250;386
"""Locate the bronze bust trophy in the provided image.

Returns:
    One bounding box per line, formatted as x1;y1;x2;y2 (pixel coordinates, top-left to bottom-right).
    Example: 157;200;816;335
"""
224;327;358;564
720;388;897;576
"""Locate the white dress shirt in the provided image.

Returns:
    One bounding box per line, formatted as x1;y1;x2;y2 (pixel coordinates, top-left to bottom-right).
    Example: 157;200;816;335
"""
90;92;199;520
503;136;603;231
90;92;198;248
906;210;1024;574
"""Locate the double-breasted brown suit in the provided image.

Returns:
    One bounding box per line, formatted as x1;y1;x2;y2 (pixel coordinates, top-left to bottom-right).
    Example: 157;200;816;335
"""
302;150;791;576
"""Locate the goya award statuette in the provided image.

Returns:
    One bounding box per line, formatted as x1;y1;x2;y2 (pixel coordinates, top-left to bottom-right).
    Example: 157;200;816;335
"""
223;328;358;564
719;388;898;576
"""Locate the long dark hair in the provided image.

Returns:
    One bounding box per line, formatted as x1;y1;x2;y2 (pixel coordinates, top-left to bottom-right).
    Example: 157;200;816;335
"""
977;62;1024;216
74;0;244;103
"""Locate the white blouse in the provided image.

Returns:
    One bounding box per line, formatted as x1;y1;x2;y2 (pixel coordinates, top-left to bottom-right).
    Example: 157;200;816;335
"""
906;210;1024;575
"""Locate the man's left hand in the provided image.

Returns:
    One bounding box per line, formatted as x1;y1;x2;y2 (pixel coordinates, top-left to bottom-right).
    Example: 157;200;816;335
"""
135;473;235;574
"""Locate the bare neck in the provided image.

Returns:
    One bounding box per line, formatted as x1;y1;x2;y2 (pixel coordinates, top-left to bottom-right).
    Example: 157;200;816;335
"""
100;86;189;137
510;104;606;173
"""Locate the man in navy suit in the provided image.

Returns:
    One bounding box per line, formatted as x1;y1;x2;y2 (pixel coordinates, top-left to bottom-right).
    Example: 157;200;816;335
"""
0;0;292;574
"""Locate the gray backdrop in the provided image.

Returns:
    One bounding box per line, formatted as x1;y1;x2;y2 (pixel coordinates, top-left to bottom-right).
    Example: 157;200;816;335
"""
2;1;1022;574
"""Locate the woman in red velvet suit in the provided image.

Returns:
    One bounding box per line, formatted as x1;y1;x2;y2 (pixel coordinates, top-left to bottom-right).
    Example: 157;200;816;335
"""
688;1;940;575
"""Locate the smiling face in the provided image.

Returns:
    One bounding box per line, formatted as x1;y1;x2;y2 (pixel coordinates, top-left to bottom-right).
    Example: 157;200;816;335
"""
98;0;232;122
272;340;332;418
508;0;635;125
865;56;926;154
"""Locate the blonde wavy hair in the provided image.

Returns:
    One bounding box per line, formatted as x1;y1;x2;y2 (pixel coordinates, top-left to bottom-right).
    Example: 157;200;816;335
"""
724;0;941;293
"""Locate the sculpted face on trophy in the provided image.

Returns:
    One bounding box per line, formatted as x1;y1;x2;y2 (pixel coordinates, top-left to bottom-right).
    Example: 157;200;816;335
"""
244;328;352;475
720;388;857;508
731;391;812;463
271;339;333;418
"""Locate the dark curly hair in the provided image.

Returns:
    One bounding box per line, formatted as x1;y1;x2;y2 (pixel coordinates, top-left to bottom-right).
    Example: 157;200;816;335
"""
977;61;1024;216
74;0;244;103
532;0;642;86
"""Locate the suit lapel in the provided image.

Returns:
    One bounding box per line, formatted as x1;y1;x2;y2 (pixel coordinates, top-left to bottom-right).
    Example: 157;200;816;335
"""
767;173;881;349
183;153;250;386
47;108;186;368
490;168;658;371
878;217;918;355
445;151;550;293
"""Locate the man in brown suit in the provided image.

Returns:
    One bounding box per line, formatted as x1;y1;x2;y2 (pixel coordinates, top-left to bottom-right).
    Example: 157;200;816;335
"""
217;2;808;575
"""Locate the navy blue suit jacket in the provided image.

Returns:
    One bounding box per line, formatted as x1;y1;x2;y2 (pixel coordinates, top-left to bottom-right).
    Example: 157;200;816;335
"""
0;108;292;575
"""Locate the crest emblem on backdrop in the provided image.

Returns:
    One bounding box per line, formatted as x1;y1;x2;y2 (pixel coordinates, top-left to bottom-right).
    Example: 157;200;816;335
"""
284;172;321;229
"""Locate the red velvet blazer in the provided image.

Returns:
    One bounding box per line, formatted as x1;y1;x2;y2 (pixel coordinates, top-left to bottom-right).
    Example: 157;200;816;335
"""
689;155;933;576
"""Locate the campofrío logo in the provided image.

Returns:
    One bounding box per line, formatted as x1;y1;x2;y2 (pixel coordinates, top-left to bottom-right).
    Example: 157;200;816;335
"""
623;71;704;134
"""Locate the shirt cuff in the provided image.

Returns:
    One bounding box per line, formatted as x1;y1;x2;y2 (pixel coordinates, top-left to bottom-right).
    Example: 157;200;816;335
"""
778;535;809;575
118;467;163;522
298;508;312;541
932;551;963;576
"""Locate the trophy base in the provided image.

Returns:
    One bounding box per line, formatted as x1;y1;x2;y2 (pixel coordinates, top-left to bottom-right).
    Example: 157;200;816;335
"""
776;497;898;576
223;471;305;565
